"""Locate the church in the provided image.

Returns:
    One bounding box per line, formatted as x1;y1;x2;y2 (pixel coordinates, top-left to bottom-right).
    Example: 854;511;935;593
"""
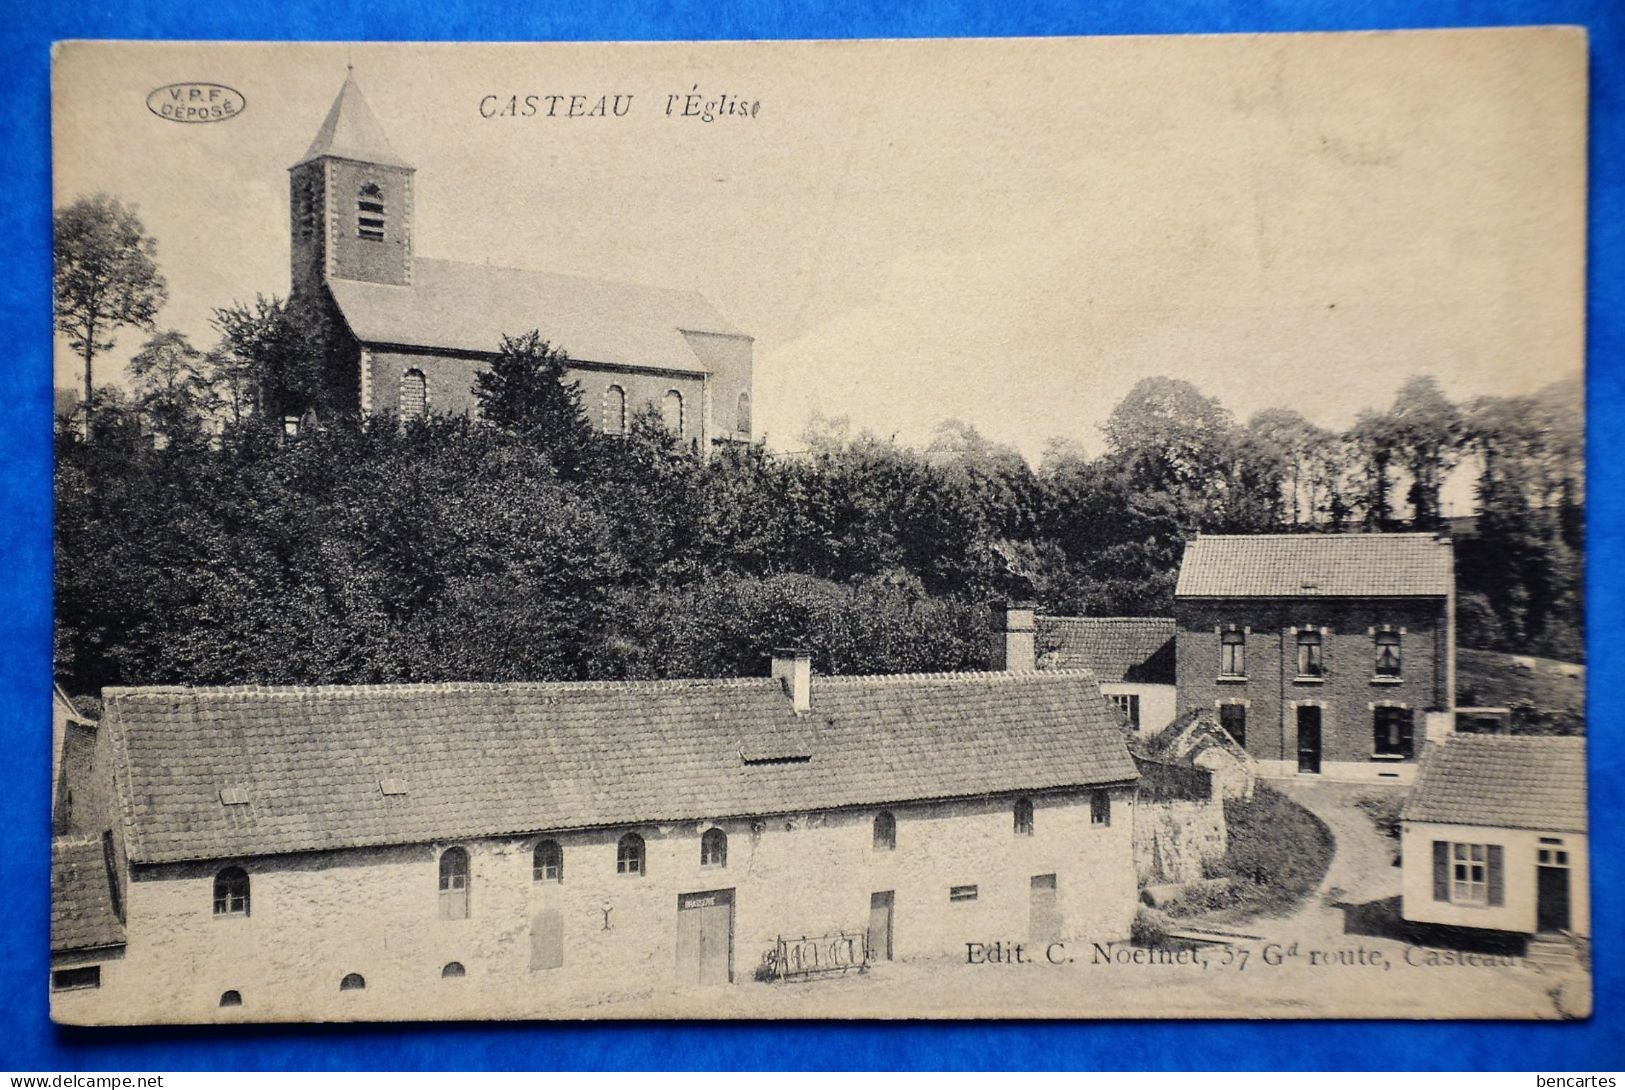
285;76;754;449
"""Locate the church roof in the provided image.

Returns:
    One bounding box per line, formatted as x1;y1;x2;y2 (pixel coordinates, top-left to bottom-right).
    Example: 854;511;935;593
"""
328;257;746;373
295;76;412;169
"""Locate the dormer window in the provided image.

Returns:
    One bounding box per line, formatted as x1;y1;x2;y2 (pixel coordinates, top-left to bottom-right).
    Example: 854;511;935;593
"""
357;184;386;240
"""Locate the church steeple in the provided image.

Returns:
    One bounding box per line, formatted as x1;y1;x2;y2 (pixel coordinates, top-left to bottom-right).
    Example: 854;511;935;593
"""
295;73;412;171
289;74;415;296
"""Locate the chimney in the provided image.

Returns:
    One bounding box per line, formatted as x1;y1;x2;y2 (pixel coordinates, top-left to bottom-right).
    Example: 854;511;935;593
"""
771;648;812;713
990;602;1037;674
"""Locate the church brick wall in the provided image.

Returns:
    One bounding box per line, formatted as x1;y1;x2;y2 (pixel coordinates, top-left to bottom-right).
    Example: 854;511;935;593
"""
55;787;1135;1024
364;348;712;446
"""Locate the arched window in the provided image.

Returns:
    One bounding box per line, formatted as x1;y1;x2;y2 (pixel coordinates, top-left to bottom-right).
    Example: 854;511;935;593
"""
357;183;385;240
603;385;627;436
735;391;751;435
219;990;243;1008
400;369;427;423
212;866;249;917
296;178;318;239
438;847;470;920
441;961;466;979
1014;798;1035;836
617;833;646;876
340;972;366;991
873;811;896;852
662;390;685;438
700;828;728;867
533;839;562;883
1297;629;1323;678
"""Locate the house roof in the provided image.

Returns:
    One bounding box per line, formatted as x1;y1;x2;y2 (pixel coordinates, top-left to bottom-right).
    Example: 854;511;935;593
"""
328;257;744;372
1175;533;1452;598
295;76;412;169
1036;616;1175;683
51;837;124;953
103;670;1138;865
1401;735;1586;833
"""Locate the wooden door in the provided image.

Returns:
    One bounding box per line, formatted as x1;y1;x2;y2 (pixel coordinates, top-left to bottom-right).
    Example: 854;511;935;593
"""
1538;865;1571;933
1029;874;1061;946
868;891;894;961
676;889;734;986
1296;706;1322;774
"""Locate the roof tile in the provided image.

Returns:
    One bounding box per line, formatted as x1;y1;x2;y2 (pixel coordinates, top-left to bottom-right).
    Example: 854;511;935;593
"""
1176;533;1452;598
105;671;1138;864
1401;735;1586;832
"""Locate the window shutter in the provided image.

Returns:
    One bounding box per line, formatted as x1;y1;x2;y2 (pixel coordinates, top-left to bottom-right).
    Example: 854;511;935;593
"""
1432;841;1449;901
1487;844;1505;906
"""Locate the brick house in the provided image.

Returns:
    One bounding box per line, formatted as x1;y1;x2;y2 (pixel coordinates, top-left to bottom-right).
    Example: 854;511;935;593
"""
1400;735;1587;941
286;76;752;448
1036;615;1177;735
52;652;1139;1024
1173;533;1456;783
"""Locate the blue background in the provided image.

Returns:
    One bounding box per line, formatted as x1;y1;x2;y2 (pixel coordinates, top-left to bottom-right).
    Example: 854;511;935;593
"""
2;0;1620;1072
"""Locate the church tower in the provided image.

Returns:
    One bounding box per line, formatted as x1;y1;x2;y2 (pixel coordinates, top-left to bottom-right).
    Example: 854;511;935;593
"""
289;75;415;299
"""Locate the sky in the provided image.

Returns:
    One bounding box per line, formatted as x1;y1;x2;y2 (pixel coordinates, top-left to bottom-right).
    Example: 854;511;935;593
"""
52;32;1586;469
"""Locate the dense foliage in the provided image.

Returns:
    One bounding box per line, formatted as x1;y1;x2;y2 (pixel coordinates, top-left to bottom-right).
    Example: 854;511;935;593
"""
55;308;1586;692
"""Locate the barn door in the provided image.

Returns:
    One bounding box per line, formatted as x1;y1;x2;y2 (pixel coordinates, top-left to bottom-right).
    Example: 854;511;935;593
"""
529;908;563;971
1029;874;1061;946
868;891;895;962
676;889;734;986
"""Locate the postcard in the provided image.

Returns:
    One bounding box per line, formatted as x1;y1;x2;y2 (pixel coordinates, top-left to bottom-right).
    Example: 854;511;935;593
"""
49;31;1588;1023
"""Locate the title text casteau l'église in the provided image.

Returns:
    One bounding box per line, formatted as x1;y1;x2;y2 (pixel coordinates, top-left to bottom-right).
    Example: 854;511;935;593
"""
478;87;761;122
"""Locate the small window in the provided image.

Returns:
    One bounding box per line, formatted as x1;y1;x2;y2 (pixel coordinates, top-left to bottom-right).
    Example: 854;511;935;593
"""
1432;841;1503;907
1297;630;1323;678
219;990;243;1007
873;811;896;852
1091;789;1112;827
212;866;250;917
1375;631;1402;677
662;390;685;438
357;183;385;240
701;828;728;868
441;962;466;979
1221;630;1246;677
340;972;366;992
438;847;470;920
1219;703;1247;747
603;384;627;436
533;839;562;883
949;885;978;902
735;391;752;435
400;369;427;423
51;966;101;992
1373;706;1414;758
1452;843;1488;904
1107;693;1140;729
617;833;646;876
1013;798;1034;837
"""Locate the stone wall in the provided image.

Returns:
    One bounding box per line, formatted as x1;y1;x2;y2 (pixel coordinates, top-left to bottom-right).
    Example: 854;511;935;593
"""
54;786;1137;1024
1133;798;1227;886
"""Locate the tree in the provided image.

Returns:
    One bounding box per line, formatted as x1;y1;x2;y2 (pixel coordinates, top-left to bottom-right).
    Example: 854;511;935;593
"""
1347;408;1400;528
54;194;168;434
129;329;214;443
1248;408;1334;525
1386;375;1463;530
471;331;594;467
